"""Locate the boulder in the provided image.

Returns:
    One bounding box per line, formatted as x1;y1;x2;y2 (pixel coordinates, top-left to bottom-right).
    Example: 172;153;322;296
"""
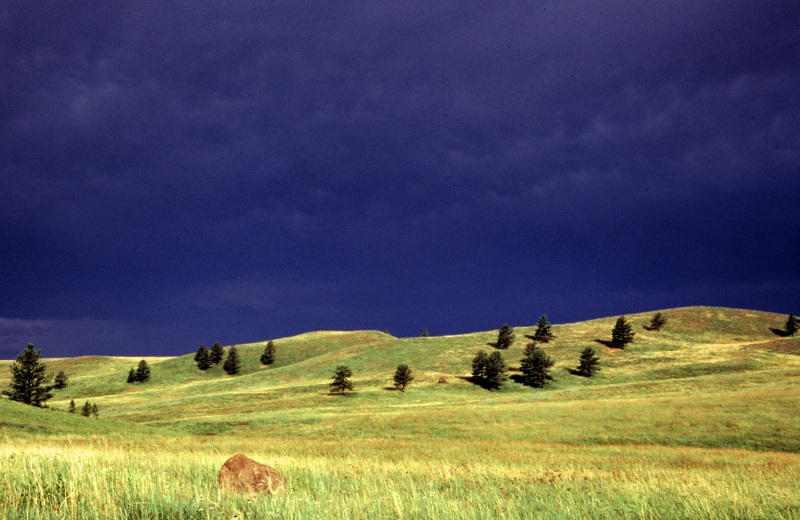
218;454;287;495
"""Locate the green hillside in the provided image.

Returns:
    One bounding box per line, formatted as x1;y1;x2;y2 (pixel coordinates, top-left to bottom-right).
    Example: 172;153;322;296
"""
2;306;799;519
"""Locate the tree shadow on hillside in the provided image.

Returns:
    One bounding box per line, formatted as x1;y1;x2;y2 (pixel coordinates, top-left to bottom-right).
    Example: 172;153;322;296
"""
382;386;401;391
594;339;615;348
564;367;586;377
457;375;494;390
770;328;790;337
486;341;499;349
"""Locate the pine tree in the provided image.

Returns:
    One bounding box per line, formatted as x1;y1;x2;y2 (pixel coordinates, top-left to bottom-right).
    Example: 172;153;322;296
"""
210;342;225;364
126;368;136;383
53;370;69;389
330;365;354;394
393;364;414;392
135;360;151;382
496;324;515;349
649;312;667;332
2;343;54;407
68;399;76;413
484;351;507;389
471;350;489;379
260;340;276;366
194;345;212;370
611;316;635;349
421;329;429;338
520;343;555;388
532;315;555;343
577;346;601;377
91;403;99;418
223;346;241;375
786;313;799;337
81;401;92;417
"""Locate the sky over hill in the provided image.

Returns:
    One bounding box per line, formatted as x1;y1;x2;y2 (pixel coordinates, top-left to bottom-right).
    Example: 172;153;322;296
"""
1;1;798;357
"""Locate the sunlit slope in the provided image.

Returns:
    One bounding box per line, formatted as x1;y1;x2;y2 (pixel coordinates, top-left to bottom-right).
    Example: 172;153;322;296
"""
2;307;799;448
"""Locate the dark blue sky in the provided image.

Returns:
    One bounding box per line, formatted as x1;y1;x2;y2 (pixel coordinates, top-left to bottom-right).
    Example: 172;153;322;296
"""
2;1;799;358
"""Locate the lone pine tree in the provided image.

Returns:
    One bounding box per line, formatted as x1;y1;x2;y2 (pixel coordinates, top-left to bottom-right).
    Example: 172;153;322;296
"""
2;343;54;407
520;343;554;388
330;365;354;394
393;364;414;392
68;399;76;413
81;401;92;417
53;370;69;389
786;313;799;337
135;360;151;382
611;316;635;349
496;324;515;349
577;346;601;377
484;351;507;390
223;346;241;375
210;342;225;365
532;315;555;343
260;340;276;366
649;312;668;332
195;345;212;370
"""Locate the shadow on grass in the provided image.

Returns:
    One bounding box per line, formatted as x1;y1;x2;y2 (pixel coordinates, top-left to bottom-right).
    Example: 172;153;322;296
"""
457;375;495;391
770;328;790;337
594;339;615;348
382;386;401;391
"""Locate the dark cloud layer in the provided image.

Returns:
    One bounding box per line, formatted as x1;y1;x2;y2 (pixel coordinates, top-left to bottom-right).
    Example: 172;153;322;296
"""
2;1;799;357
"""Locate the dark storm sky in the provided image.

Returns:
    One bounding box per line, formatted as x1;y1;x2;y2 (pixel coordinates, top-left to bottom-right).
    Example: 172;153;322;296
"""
1;1;799;358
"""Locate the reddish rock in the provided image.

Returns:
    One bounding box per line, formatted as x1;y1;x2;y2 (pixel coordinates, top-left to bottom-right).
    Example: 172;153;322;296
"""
218;454;287;495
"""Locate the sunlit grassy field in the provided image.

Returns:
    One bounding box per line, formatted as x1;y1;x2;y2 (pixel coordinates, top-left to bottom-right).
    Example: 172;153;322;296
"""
2;307;799;518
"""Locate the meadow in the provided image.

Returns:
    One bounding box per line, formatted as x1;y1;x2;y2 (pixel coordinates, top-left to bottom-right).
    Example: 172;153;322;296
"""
1;307;799;519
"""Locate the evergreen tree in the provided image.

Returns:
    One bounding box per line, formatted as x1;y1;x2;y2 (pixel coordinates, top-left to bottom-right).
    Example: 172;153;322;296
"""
471;350;489;379
223;346;241;375
91;403;99;418
135;360;151;382
81;401;92;417
126;368;136;383
786;313;799;337
2;343;54;407
210;342;225;364
68;399;76;413
330;365;354;394
421;329;429;337
484;351;507;389
496;324;515;349
520;343;555;388
577;346;601;377
532;315;555;343
649;312;667;332
194;345;212;370
53;370;69;389
393;364;414;392
260;340;276;366
611;316;635;349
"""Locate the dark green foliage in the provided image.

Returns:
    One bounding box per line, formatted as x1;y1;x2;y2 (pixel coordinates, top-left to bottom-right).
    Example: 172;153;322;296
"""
786;313;799;337
2;343;54;407
496;324;515;349
194;345;212;370
393;364;414;392
223;346;241;375
260;340;276;366
471;350;489;379
577;346;601;377
330;365;354;394
611;316;635;349
649;312;668;332
81;401;92;417
53;370;69;389
210;342;225;364
91;403;99;418
135;360;151;382
520;343;555;388
126;368;136;384
68;399;76;413
533;315;555;343
421;329;429;337
484;351;507;389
